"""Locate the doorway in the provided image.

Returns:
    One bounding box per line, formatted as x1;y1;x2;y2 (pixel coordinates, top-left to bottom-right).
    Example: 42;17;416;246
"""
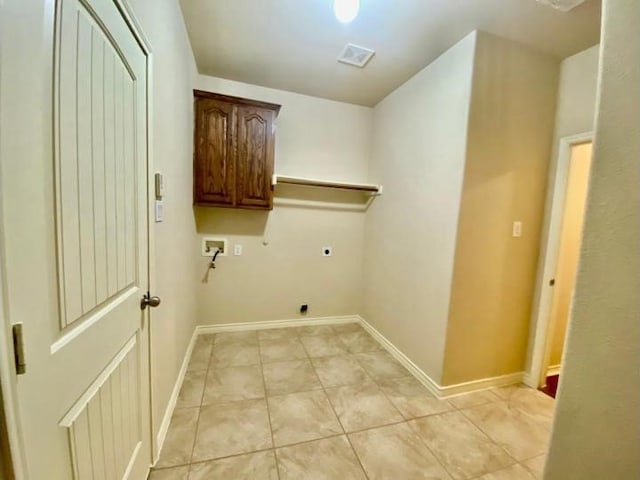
527;133;594;396
540;141;593;397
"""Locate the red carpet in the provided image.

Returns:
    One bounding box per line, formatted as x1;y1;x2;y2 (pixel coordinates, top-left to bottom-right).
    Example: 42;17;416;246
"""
539;374;559;398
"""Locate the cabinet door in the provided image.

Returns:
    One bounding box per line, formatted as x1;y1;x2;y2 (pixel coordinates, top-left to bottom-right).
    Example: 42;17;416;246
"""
194;98;235;205
236;106;275;209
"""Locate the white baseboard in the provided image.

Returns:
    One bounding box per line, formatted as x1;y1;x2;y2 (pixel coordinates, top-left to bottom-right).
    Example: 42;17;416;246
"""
196;315;360;335
358;316;442;397
438;371;524;398
154;328;198;464
357;315;523;399
546;364;561;377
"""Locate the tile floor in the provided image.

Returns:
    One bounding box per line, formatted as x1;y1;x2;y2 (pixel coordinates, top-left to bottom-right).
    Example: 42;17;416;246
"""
149;323;554;480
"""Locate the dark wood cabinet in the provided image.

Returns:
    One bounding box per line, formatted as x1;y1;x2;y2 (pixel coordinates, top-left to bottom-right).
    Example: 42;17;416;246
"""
193;90;280;209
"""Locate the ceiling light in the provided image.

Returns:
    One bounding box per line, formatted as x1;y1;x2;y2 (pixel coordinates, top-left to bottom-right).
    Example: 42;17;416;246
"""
536;0;587;12
334;0;359;23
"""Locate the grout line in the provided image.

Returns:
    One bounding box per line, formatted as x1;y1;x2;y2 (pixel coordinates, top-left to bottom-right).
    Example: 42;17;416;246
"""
184;334;215;475
256;331;281;480
300;334;371;480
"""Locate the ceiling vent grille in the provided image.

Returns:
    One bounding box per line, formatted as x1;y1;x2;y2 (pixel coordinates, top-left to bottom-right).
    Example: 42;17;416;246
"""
536;0;587;12
338;44;375;68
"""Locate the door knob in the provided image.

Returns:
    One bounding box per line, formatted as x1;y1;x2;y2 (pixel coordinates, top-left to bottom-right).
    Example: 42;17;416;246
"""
141;292;161;310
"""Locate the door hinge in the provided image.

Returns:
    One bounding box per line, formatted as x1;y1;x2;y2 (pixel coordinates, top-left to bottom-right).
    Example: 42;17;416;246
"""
12;323;26;375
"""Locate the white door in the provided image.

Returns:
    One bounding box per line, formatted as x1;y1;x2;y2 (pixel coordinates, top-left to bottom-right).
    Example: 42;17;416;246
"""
0;0;152;479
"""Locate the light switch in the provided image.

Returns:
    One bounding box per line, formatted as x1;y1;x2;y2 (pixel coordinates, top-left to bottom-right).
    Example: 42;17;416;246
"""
234;244;243;256
512;221;522;237
154;172;165;199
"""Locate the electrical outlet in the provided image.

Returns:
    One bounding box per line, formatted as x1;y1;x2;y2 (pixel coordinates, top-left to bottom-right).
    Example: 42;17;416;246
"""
322;246;332;257
234;244;243;256
299;304;308;314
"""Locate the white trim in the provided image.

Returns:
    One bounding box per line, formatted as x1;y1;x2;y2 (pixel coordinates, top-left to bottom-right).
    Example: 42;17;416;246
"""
358;316;523;398
526;131;593;388
196;315;360;335
154;328;198;464
438;372;524;398
358;316;441;397
546;364;561;377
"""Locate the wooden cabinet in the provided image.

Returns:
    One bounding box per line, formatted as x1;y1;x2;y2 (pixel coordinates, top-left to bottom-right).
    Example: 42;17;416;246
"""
193;90;280;209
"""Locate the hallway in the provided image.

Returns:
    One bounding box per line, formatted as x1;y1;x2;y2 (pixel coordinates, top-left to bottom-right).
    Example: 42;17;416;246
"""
151;324;553;479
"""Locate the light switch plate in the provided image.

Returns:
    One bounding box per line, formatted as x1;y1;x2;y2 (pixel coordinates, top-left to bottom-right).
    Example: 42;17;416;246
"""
154;200;164;222
512;221;522;237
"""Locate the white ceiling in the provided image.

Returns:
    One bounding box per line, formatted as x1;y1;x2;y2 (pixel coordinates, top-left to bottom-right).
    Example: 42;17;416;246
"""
180;0;601;106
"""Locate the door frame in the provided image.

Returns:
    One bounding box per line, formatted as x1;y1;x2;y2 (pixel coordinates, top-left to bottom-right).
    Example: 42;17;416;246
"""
526;131;593;389
0;0;157;477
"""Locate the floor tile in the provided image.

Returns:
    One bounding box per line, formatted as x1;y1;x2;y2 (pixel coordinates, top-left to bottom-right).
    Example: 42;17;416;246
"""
202;365;264;405
522;454;546;479
258;327;299;341
491;384;528;399
175;370;206;408
332;323;365;335
311;355;370;388
214;331;258;346
339;331;382;353
477;464;536;480
276;435;366;480
268;390;343;446
448;389;501;409
352;351;408;381
187;342;212;372
326;381;403;432
210;342;260;368
189;450;278;480
462;401;550;461
295;325;337;336
192;399;272;462
155;407;199;468
497;387;555;429
300;334;347;357
262;359;322;396
260;338;308;363
349;422;451;479
377;376;453;419
148;466;189;480
410;411;514;479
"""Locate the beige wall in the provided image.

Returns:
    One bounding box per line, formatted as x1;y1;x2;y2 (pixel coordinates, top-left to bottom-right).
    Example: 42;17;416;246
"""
127;0;200;453
547;142;592;367
525;44;599;372
546;0;640;477
194;75;373;324
362;33;477;383
442;33;559;385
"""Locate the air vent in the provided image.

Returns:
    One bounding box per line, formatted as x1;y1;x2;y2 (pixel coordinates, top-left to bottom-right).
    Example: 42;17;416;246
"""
536;0;587;12
338;43;375;68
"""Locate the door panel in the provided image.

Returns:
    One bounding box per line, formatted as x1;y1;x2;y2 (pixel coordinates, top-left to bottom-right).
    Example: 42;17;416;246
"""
194;98;235;205
60;336;141;479
235;106;275;209
57;1;139;329
0;0;151;478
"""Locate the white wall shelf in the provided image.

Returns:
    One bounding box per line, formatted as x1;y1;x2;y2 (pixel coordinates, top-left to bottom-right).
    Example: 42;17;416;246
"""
272;174;382;195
